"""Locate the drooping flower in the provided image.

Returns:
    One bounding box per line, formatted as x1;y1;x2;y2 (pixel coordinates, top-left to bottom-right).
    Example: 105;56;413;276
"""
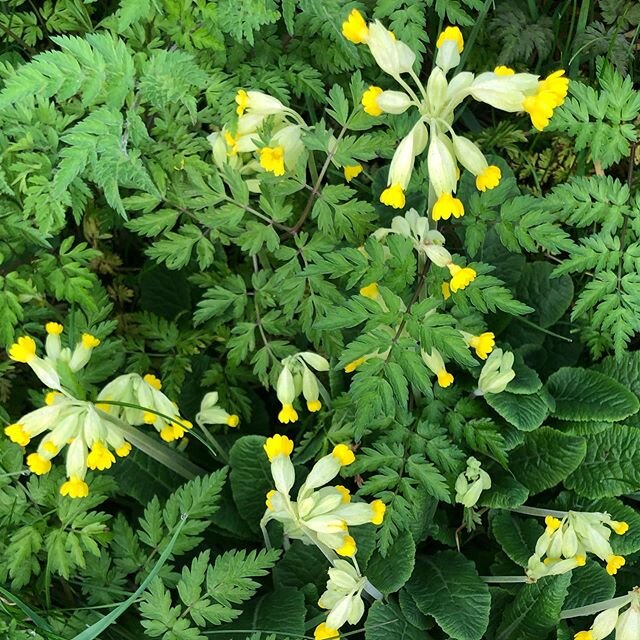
475;348;515;395
455;457;491;508
343;164;363;182
461;331;495;360
196;392;239;428
421;348;454;388
361;86;383;116
447;263;476;292
319;560;367;630
341;9;369;44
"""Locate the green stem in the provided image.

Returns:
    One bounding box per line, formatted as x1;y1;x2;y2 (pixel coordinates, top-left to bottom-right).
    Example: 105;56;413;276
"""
480;575;529;583
510;505;567;518
561;594;632;619
514;316;573;343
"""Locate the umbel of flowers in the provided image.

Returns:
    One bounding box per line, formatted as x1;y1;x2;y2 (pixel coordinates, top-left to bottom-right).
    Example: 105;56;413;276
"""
574;587;640;640
526;510;629;580
261;435;384;639
342;10;569;215
5;323;236;498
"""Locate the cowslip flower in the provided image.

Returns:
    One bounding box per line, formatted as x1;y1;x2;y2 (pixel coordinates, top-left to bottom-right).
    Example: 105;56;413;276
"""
526;510;629;580
195;392;239;428
261;436;386;559
455;457;491;508
341;15;568;215
318;560;366;630
421;348;454;388
275;352;329;423
97;373;192;442
574;590;640;640
475;348;515;395
461;331;495;360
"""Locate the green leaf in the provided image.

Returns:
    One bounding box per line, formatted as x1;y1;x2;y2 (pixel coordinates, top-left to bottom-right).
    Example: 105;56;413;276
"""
564;562;615;610
547;367;639;422
490;511;542;567
485;391;549;431
229;436;273;533
365;600;425;640
565;425;640;498
365;530;416;595
406;551;490;640
496;575;570;640
510;427;586;494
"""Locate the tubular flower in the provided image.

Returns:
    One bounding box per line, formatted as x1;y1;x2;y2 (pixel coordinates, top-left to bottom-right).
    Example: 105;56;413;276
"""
432;193;464;220
341;9;368;44
526;510;630;580
319;560;367;630
235;89;285;117
450;134;501;192
447;263;476;292
196;391;239;428
315;623;340;640
522;70;569;130
343;164;363;182
275;352;330;423
259;146;285;176
461;331;495;360
422;348;454;388
455;457;491;508
362;86;383;116
475;348;515;395
435;26;464;73
97;373;191;442
261;439;385;560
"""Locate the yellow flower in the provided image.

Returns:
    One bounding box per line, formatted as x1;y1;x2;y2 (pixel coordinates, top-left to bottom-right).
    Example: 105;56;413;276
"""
539;70;569;106
81;333;100;349
606;554;625;575
362;86;383;116
235;89;249;116
494;65;515;76
87;441;116;471
432;192;464;220
575;555;586;566
43;441;58;454
468;332;495;360
45;391;62;406
8;336;37;363
523;70;569;131
335;485;351;503
259;146;285;176
143;411;157;424
265;489;277;510
611;520;629;535
343;164;363;182
60;476;89;499
278;403;298;424
545;515;562;532
380;183;405;209
476;165;501;191
224;130;239;155
344;357;365;373
160;423;186;442
332;444;355;466
371;499;386;525
448;264;476;292
341;9;369;44
144;373;162;390
436;26;464;52
437;370;454;388
226;414;240;427
441;282;451;300
264;434;294;461
5;423;30;446
45;322;63;335
574;632;593;640
315;623;340;640
336;535;357;557
115;442;132;457
307;400;321;412
359;282;379;299
27;453;51;475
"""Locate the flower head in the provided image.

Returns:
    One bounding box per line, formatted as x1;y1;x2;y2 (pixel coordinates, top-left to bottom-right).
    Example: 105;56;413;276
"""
476;348;515;395
422;348;454;388
342;9;369;44
196;391;239;429
462;331;496;360
259;146;285;176
447;263;476;292
455;457;491;508
362;86;383;116
343;164;363;182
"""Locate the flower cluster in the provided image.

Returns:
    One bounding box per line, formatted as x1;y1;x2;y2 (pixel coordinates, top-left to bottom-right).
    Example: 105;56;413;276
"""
475;348;516;395
275;352;329;423
261;435;384;639
208;89;308;189
342;10;569;216
527;511;629;580
574;589;640;640
455;457;491;508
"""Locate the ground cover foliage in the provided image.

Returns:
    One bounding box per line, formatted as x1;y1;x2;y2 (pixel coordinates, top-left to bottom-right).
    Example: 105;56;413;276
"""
1;0;640;639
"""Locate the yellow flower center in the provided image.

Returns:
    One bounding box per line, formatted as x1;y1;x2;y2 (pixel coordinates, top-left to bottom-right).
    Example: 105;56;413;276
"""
441;282;451;300
359;282;379;299
341;9;369;44
574;631;593;640
8;336;37;363
277;403;298;424
380;183;406;209
436;26;464;52
265;489;277;510
235;89;249;116
4;423;30;446
611;520;629;535
224;130;239;155
476;165;502;192
605;554;625;575
447;264;477;293
259;146;286;176
143;373;162;390
371;499;386;525
81;333;100;349
315;623;340;640
264;434;294;461
43;441;59;455
335;485;351;503
437;369;454;388
343;164;363;182
87;441;116;471
575;555;586;566
332;444;355;466
469;332;495;360
307;400;321;412
143;411;157;424
494;65;515;76
45;322;63;335
361;85;383;116
336;535;357;557
60;476;89;499
344;357;365;373
226;414;240;427
27;453;52;475
432;192;465;221
45;391;62;406
115;442;132;457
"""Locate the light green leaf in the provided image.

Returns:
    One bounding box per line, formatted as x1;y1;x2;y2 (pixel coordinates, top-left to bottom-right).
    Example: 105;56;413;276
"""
564;562;615;610
547;367;639;422
406;551;490;640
